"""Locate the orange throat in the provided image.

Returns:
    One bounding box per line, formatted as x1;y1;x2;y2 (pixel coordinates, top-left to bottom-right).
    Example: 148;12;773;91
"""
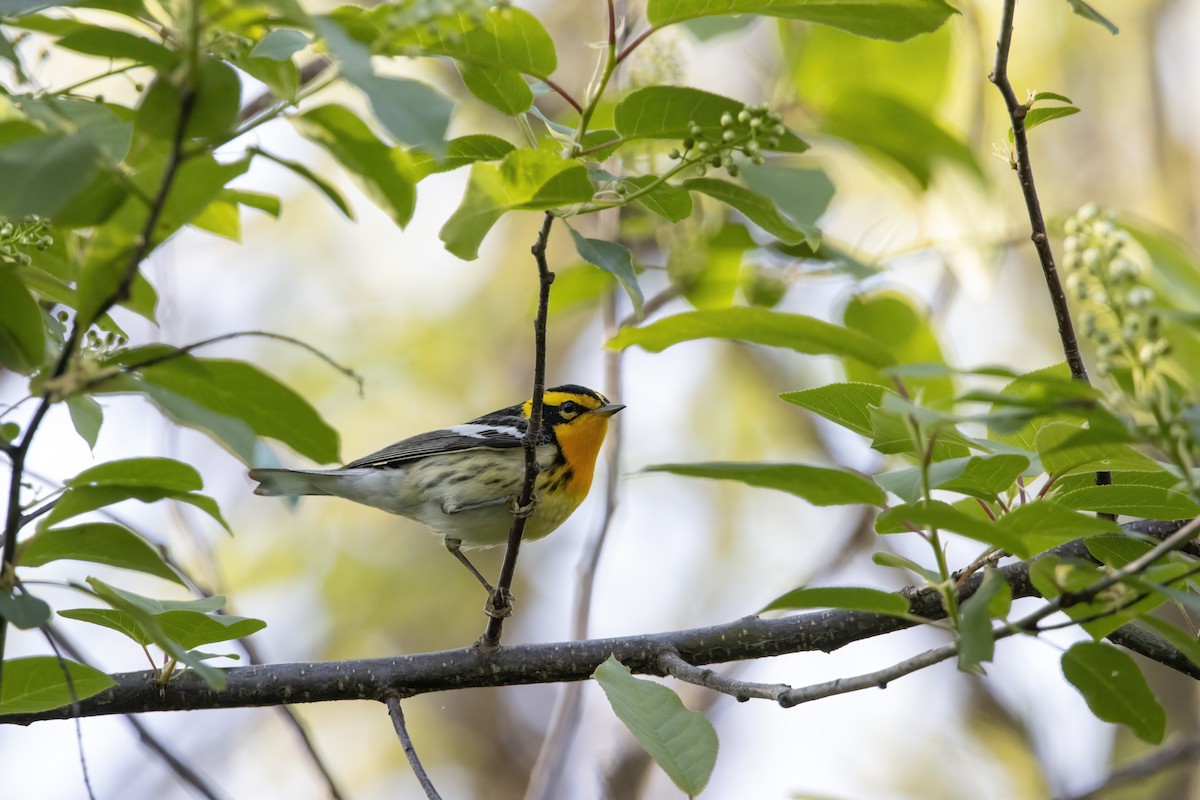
552;414;612;495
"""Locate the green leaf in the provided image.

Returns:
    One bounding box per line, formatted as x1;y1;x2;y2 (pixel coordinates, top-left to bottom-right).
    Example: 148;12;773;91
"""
1065;0;1118;34
957;568;1010;675
83;578;227;689
667;223;752;309
684;177;814;245
1017;106;1081;138
0;266;46;374
225;189;282;219
59;607;150;646
137;58;241;141
1056;485;1200;520
250;28;309;60
76;153;249;326
739;164;834;229
19;522;184;584
613;85;808;153
370;4;558;77
993;500;1121;558
0;589;52;629
0;133;100;218
876;500;1022;552
872;550;940;584
0;656;115;714
66;456;202;492
867;403;973;460
787;21;952;116
252;147;354;219
239;54;300;105
55;25;178;70
646;462;885;506
987;364;1080;450
154;610;266;649
569;229;644;319
190;197;241;241
1031;91;1074;105
607;307;895;368
844;290;953;402
315;16;453;153
819;92;981;188
439;149;594;260
780;382;895;438
760;585;909;615
593;656;718;797
1062;642;1164;743
458;63;533;115
41;485;230;532
105;349;339;465
625;175;694;223
647;0;958;41
293;104;416;227
874;454;1030;504
410;134;515;181
1036;422;1161;477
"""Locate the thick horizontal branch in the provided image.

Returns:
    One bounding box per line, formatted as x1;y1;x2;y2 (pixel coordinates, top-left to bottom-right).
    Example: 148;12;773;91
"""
3;521;1191;726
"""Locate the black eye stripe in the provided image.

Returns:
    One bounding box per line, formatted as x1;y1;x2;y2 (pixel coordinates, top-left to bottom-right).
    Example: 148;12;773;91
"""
560;401;580;415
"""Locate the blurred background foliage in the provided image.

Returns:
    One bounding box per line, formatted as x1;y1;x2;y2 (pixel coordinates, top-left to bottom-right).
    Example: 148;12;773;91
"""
5;0;1200;798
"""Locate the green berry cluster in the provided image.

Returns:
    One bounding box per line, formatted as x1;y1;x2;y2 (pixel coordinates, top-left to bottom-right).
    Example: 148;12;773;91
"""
1064;203;1198;489
667;105;785;178
0;215;53;266
1063;204;1166;377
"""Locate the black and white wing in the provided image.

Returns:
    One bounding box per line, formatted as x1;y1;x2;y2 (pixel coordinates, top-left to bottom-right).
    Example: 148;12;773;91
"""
342;406;529;469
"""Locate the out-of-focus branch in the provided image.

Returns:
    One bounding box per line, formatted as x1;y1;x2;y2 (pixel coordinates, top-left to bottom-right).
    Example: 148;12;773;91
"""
1059;737;1200;800
386;694;443;800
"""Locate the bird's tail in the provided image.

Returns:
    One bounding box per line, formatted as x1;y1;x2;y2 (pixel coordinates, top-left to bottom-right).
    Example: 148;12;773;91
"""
249;468;346;497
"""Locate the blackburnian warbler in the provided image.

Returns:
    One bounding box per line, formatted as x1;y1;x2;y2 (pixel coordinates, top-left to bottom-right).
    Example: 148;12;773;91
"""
248;385;623;588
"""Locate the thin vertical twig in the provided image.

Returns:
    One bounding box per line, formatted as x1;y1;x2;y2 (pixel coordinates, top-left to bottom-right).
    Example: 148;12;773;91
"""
989;0;1112;494
481;211;556;647
385;694;443;800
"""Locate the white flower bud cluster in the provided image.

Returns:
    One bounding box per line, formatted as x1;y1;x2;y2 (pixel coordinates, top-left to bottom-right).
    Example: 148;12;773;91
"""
0;215;53;267
1062;203;1166;376
668;104;785;177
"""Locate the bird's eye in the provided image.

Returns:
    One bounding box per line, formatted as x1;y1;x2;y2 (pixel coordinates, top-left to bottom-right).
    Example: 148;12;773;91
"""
560;401;579;416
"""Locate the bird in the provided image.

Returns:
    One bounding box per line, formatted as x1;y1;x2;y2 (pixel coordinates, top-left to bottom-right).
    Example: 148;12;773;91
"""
249;384;623;595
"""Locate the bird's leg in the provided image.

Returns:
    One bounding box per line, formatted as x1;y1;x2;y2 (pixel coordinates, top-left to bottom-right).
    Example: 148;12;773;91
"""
444;538;494;592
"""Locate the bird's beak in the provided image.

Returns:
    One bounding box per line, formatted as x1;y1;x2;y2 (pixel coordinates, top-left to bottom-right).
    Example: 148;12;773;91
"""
592;403;625;417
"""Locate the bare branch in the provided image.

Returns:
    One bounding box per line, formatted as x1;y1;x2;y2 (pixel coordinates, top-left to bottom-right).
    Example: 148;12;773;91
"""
386;694;443;800
481;211;556;645
659;650;791;702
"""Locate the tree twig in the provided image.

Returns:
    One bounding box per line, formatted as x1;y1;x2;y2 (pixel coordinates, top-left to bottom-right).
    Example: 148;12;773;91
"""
481;211;556;646
988;0;1111;499
1057;737;1200;800
385;694;443;800
659;650;791;702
